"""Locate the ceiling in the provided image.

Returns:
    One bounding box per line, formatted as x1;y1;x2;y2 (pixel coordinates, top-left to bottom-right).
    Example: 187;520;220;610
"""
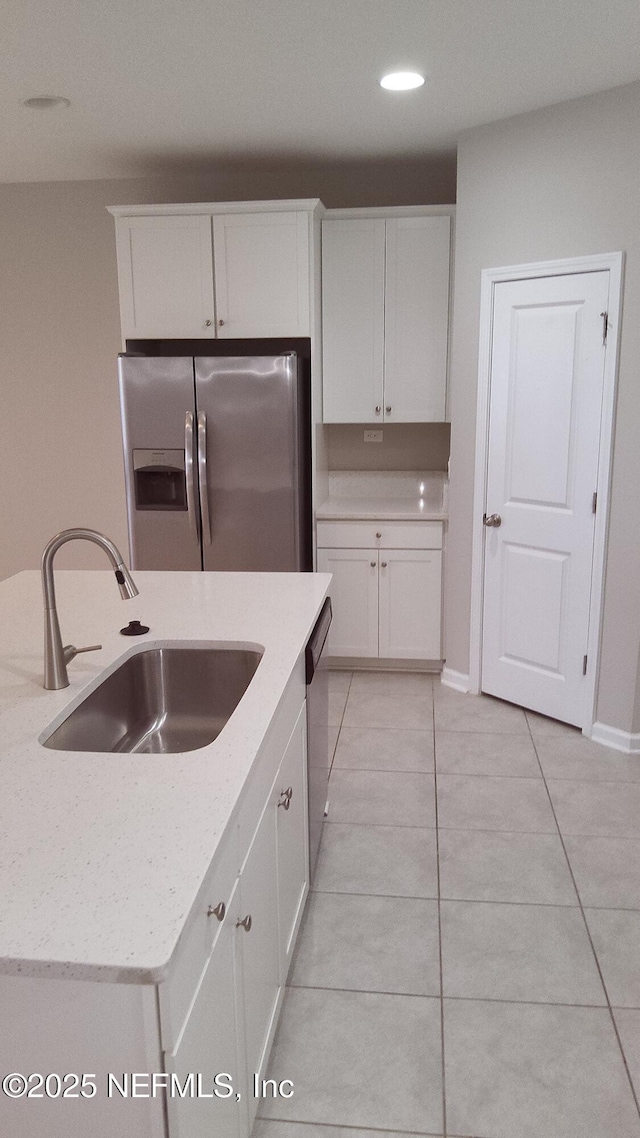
2;0;640;183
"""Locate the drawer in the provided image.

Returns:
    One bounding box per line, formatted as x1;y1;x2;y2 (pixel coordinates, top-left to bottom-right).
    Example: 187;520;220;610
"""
159;823;239;1051
316;519;442;550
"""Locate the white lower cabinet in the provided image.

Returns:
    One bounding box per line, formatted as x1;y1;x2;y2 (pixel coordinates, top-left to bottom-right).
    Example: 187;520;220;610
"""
275;710;309;980
317;521;443;661
167;699;308;1138
316;548;379;657
378;549;442;659
166;876;244;1138
0;685;309;1138
236;794;281;1132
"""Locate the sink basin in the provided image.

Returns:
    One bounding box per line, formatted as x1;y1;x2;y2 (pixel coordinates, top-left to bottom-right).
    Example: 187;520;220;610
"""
42;645;263;754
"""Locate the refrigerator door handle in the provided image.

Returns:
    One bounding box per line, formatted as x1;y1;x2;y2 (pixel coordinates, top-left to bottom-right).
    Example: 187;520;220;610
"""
184;411;199;545
197;411;212;546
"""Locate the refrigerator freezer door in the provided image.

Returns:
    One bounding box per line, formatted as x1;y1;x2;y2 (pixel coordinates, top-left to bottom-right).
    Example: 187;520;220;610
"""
195;355;303;571
118;356;201;570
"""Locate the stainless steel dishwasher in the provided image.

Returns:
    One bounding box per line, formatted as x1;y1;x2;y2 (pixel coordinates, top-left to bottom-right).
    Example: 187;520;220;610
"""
305;597;332;881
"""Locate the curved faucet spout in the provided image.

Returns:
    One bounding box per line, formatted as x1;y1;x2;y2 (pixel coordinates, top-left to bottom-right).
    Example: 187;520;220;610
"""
41;528;139;690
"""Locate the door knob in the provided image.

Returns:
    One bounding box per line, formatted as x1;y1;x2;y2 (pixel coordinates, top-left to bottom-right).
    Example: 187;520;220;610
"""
375;406;381;415
218;319;225;327
483;513;502;528
236;915;252;932
386;406;392;414
207;902;225;921
204;319;212;327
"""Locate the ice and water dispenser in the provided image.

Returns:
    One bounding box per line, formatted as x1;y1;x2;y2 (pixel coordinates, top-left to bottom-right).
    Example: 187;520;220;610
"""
133;449;187;511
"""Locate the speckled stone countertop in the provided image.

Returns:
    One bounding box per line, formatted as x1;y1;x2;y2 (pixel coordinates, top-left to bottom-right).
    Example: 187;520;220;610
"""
0;570;330;983
316;470;448;521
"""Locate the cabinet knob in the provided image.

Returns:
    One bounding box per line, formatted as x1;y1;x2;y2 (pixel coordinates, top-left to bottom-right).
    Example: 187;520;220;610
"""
236;914;252;932
207;901;226;921
376;532;382;539
370;561;376;568
204;319;212;327
386;406;392;414
218;319;225;327
375;406;381;415
381;561;388;568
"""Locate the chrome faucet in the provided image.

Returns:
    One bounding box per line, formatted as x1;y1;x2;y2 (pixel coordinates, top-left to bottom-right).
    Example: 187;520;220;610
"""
42;528;138;690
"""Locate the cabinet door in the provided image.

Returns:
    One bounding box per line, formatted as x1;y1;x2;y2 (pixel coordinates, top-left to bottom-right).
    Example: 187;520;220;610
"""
166;879;244;1138
322;219;385;423
212;212;310;336
384;215;450;422
236;798;281;1129
275;706;309;981
115;215;216;340
317;548;379;657
378;549;442;659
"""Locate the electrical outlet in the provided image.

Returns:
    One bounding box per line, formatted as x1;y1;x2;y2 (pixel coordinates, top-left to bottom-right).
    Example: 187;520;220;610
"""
364;430;383;443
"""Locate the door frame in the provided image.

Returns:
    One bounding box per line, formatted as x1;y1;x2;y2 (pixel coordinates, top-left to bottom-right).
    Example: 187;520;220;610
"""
468;252;624;734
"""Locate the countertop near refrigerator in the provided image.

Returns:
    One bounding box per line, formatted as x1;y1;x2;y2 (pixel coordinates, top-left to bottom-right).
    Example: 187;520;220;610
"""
316;470;448;522
0;569;330;982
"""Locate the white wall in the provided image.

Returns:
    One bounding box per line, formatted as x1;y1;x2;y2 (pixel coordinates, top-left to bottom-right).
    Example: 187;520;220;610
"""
0;157;456;582
445;80;640;734
328;423;450;472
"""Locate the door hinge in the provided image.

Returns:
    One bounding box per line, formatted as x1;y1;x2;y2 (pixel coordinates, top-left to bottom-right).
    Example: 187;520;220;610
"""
592;491;598;514
583;654;588;676
600;311;609;345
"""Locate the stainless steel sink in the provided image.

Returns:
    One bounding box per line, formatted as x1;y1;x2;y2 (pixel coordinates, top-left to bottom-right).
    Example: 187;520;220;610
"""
42;645;263;754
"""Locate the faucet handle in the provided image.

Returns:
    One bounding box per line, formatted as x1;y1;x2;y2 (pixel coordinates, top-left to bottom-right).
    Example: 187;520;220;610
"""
63;644;102;664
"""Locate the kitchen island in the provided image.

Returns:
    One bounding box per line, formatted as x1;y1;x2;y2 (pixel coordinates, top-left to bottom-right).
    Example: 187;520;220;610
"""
0;568;331;1138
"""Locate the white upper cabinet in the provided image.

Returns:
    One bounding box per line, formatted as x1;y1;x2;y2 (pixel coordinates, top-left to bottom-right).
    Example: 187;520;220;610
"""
109;201;319;343
115;214;216;340
213;212;310;337
322;210;452;423
384;216;450;422
321;219;385;423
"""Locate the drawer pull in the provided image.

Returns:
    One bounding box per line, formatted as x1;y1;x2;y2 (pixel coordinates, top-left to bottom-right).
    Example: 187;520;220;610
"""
370;561;376;568
381;561;388;568
207;901;226;921
236;914;252;932
375;405;381;415
386;405;392;414
376;532;382;539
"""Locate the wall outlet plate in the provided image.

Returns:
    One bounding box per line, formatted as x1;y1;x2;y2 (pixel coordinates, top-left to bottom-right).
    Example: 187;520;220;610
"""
364;430;383;443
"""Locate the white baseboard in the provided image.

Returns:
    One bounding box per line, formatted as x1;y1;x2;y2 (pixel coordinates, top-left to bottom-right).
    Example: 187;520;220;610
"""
440;667;471;693
589;721;640;755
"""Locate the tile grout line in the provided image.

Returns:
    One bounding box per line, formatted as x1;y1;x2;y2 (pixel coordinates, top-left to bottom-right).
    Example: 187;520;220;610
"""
311;886;640;912
261;1114;445;1135
432;677;448;1138
524;709;640;1121
286;981;622;1009
328;670;354;777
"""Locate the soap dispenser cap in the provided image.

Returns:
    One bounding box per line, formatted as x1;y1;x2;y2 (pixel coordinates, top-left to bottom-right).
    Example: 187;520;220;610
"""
120;620;149;636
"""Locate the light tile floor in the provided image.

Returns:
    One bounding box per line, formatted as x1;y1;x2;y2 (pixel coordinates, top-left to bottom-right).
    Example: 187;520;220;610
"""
256;672;640;1138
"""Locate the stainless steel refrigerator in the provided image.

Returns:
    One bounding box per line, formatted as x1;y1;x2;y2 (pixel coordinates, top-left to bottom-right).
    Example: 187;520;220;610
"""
118;353;311;571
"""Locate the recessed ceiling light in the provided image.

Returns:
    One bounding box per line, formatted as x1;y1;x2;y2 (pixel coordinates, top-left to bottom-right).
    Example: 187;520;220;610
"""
22;96;71;110
380;72;425;91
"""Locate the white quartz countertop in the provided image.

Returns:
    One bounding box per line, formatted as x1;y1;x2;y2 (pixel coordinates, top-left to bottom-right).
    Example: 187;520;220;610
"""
316;470;448;522
0;570;330;983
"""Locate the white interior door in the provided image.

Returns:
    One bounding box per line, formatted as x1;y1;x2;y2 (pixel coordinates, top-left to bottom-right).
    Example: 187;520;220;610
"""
481;270;609;726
